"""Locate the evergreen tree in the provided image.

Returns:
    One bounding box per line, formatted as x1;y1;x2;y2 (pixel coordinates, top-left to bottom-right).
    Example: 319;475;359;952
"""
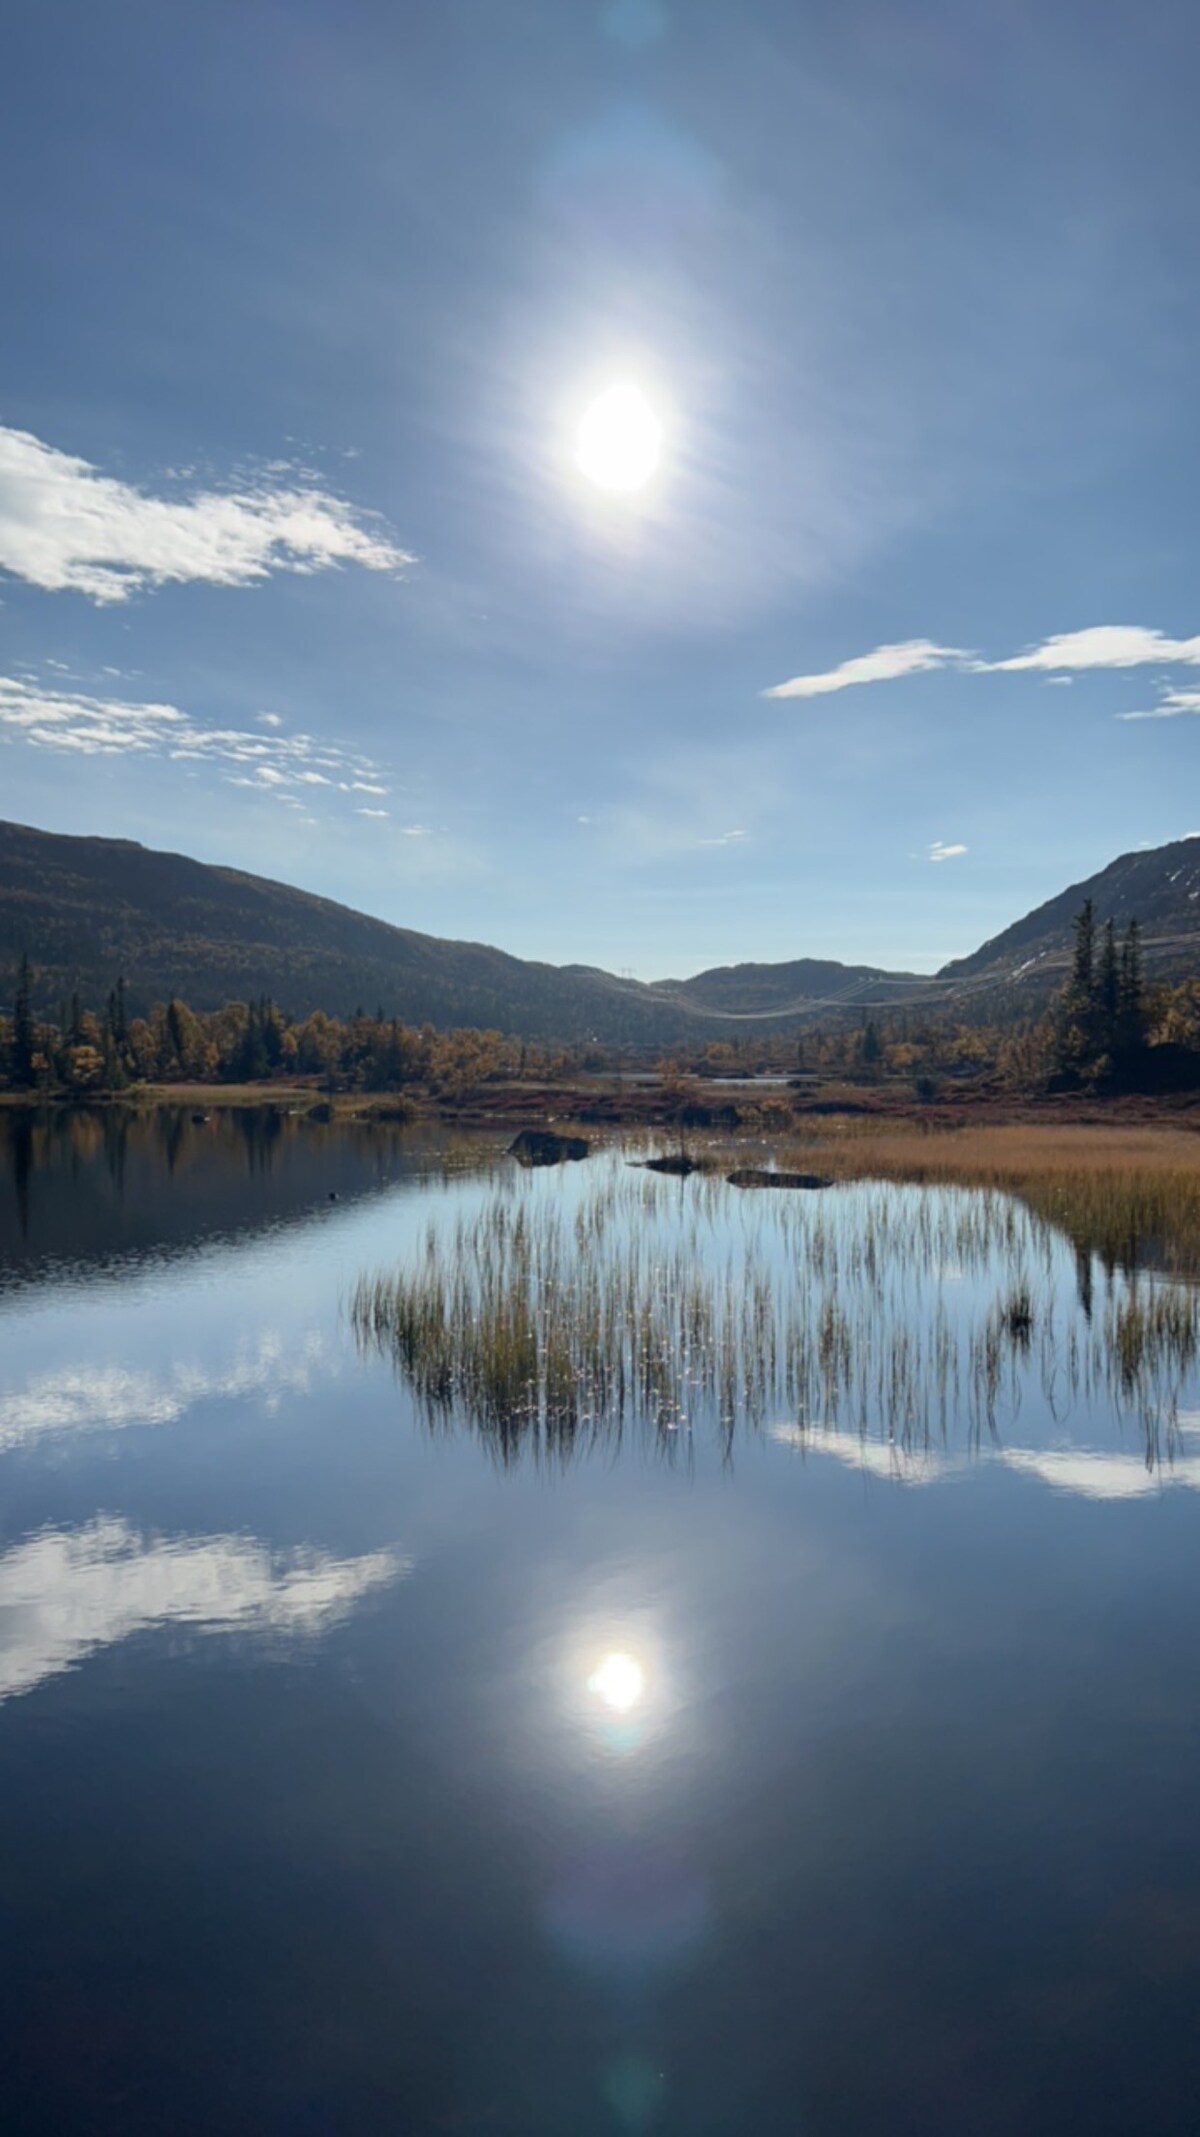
237;1000;269;1080
1098;920;1120;1053
167;997;188;1075
11;953;35;1088
1069;898;1097;1015
1055;899;1100;1078
1117;918;1147;1061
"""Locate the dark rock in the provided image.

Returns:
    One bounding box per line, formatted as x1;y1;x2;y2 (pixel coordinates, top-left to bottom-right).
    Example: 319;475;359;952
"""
637;1153;703;1177
508;1128;590;1167
726;1168;833;1191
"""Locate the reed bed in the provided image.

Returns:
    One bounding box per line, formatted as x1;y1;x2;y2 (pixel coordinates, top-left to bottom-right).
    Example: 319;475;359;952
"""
351;1156;1200;1466
780;1122;1200;1279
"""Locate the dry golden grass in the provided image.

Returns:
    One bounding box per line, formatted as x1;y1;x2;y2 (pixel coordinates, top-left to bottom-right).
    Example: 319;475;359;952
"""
783;1120;1200;1275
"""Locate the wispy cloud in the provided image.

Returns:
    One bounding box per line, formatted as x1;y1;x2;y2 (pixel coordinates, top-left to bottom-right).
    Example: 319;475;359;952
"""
399;823;433;838
765;623;1200;704
697;827;748;847
763;639;969;700
981;626;1200;675
928;840;967;862
0;425;414;603
1117;687;1200;722
356;807;389;819
0;672;390;816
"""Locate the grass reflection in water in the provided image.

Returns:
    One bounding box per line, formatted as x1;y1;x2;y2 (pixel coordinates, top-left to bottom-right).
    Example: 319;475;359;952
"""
351;1163;1200;1469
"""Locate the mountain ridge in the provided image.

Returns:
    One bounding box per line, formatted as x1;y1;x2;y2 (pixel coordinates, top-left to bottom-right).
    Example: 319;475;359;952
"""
1;818;1198;1041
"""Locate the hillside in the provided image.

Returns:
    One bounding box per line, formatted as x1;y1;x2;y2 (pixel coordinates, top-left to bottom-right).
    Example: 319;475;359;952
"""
940;839;1200;1000
0;820;915;1043
3;820;1198;1043
0;821;683;1042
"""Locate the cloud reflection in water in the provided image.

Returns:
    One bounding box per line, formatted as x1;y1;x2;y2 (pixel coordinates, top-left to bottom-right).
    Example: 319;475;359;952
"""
0;1517;406;1704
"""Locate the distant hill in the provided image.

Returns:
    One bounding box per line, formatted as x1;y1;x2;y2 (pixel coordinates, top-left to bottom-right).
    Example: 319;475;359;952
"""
653;956;923;1018
2;820;1197;1041
939;838;1200;1002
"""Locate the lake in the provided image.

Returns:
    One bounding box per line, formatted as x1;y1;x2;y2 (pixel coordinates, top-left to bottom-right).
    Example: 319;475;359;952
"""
4;1106;1200;2135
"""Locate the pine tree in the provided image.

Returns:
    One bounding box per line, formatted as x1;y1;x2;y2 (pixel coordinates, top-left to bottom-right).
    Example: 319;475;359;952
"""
167;997;187;1075
1098;920;1120;1055
1069;898;1097;1014
1056;899;1100;1078
11;953;35;1088
1117;918;1147;1062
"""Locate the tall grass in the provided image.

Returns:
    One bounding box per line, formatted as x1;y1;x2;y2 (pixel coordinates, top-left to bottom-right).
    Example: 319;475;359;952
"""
351;1157;1200;1466
781;1122;1200;1279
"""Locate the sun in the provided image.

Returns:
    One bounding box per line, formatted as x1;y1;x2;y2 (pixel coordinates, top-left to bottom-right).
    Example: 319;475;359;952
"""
576;382;662;493
588;1650;645;1713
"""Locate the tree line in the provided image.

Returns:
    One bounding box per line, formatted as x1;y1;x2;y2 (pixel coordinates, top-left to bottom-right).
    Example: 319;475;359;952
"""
0;907;1194;1098
0;955;583;1098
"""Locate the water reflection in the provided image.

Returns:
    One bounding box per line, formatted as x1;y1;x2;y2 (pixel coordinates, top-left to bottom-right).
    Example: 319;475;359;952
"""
0;1334;328;1451
0;1517;406;1704
771;1423;1200;1497
0;1104;503;1282
353;1164;1200;1472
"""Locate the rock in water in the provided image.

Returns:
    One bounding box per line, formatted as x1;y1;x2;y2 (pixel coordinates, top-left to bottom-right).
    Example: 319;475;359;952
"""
726;1168;832;1191
508;1128;591;1167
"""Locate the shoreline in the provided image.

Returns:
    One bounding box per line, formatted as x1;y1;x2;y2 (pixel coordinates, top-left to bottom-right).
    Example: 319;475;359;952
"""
4;1075;1200;1135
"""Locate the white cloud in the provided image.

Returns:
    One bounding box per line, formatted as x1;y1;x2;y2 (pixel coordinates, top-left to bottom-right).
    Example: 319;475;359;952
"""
257;710;284;728
981;626;1200;675
764;623;1200;707
763;639;970;700
929;840;967;862
1117;687;1200;722
0;1518;405;1704
0;672;391;819
356;807;389;819
399;823;433;837
697;827;748;847
0;425;413;603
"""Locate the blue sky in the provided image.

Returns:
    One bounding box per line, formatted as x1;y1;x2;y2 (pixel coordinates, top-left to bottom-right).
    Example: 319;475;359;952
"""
2;0;1198;978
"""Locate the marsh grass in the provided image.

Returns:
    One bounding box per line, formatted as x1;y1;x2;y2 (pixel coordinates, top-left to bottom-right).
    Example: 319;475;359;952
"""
780;1122;1200;1280
351;1154;1200;1466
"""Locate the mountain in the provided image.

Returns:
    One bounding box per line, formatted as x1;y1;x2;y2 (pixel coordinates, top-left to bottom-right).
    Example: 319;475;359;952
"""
0;820;915;1043
939;838;1200;1001
0;820;673;1042
2;820;1197;1043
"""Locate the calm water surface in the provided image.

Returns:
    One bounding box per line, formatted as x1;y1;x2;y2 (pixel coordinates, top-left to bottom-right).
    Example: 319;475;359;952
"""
3;1108;1200;2135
